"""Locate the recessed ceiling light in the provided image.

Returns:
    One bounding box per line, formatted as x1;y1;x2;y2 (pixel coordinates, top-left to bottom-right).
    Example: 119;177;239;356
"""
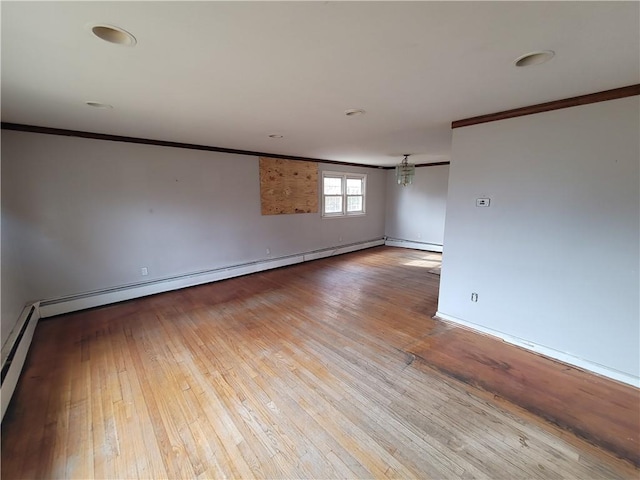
345;109;366;116
91;24;137;46
85;101;113;109
268;134;283;139
514;50;555;67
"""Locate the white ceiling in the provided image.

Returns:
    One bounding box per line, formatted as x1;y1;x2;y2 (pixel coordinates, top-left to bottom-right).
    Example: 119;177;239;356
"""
2;1;639;167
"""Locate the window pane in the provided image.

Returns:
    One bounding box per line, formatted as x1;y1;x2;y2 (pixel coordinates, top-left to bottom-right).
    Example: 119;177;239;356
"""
324;196;343;213
347;195;363;212
346;178;362;195
324;177;342;195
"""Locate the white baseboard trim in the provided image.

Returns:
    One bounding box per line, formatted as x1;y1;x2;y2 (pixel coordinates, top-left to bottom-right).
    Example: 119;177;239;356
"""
385;238;443;253
434;311;640;389
39;239;385;318
1;303;41;421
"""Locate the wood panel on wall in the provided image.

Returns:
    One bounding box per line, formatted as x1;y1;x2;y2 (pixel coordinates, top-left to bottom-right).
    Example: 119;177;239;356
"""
259;157;318;215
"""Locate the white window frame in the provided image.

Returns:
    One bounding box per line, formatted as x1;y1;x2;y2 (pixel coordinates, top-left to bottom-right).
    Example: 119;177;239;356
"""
321;171;367;218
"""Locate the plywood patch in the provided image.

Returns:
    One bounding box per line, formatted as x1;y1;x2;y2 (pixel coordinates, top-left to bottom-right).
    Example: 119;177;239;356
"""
260;157;318;215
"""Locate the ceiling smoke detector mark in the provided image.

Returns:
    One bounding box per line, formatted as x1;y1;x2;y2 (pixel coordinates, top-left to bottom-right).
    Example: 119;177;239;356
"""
268;134;283;139
514;50;555;67
345;108;366;117
91;24;137;46
85;101;113;109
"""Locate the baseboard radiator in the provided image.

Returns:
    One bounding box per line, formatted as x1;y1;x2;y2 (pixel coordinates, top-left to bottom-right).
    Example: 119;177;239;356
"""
385;237;443;252
39;238;386;318
1;303;40;421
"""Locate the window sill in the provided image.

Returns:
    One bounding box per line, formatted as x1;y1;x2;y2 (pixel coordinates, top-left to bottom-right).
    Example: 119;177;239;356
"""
321;212;367;219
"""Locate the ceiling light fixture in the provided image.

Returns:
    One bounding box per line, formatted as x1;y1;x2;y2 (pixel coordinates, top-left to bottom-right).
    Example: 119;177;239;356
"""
85;101;113;109
396;154;415;187
268;134;283;139
345;109;366;117
514;50;555;67
91;24;137;46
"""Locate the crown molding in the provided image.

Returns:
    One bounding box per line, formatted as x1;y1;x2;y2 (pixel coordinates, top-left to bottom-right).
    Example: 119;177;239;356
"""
452;84;640;129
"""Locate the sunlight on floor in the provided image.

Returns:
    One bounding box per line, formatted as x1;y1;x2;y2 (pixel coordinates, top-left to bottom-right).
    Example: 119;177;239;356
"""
403;253;442;269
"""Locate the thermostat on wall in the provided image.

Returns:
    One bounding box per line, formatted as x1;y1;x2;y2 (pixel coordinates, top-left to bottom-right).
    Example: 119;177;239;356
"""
476;198;490;207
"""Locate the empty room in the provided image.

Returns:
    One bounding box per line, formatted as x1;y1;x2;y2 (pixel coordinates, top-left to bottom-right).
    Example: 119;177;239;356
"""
1;2;639;479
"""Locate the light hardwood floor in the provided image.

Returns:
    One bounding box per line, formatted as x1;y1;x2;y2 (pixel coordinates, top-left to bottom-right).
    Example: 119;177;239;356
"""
1;247;637;479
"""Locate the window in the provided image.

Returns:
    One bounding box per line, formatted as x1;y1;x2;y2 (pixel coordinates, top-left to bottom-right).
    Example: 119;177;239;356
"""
322;172;366;217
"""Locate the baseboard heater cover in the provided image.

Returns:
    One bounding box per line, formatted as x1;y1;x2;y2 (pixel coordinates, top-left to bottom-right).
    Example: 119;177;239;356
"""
1;304;41;421
385;238;443;253
434;311;640;389
39;238;385;318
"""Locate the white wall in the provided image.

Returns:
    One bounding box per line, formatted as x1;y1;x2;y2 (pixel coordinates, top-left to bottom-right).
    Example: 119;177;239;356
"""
0;130;386;318
1;157;33;349
438;96;640;384
384;165;449;248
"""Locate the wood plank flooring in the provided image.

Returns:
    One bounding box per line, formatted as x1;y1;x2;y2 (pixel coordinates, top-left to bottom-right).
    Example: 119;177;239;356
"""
2;246;638;479
407;322;640;466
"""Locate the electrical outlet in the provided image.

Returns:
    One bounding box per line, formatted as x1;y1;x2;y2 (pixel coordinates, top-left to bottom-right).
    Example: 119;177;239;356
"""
339;236;343;242
476;198;490;207
471;292;478;302
266;248;271;255
141;267;148;276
